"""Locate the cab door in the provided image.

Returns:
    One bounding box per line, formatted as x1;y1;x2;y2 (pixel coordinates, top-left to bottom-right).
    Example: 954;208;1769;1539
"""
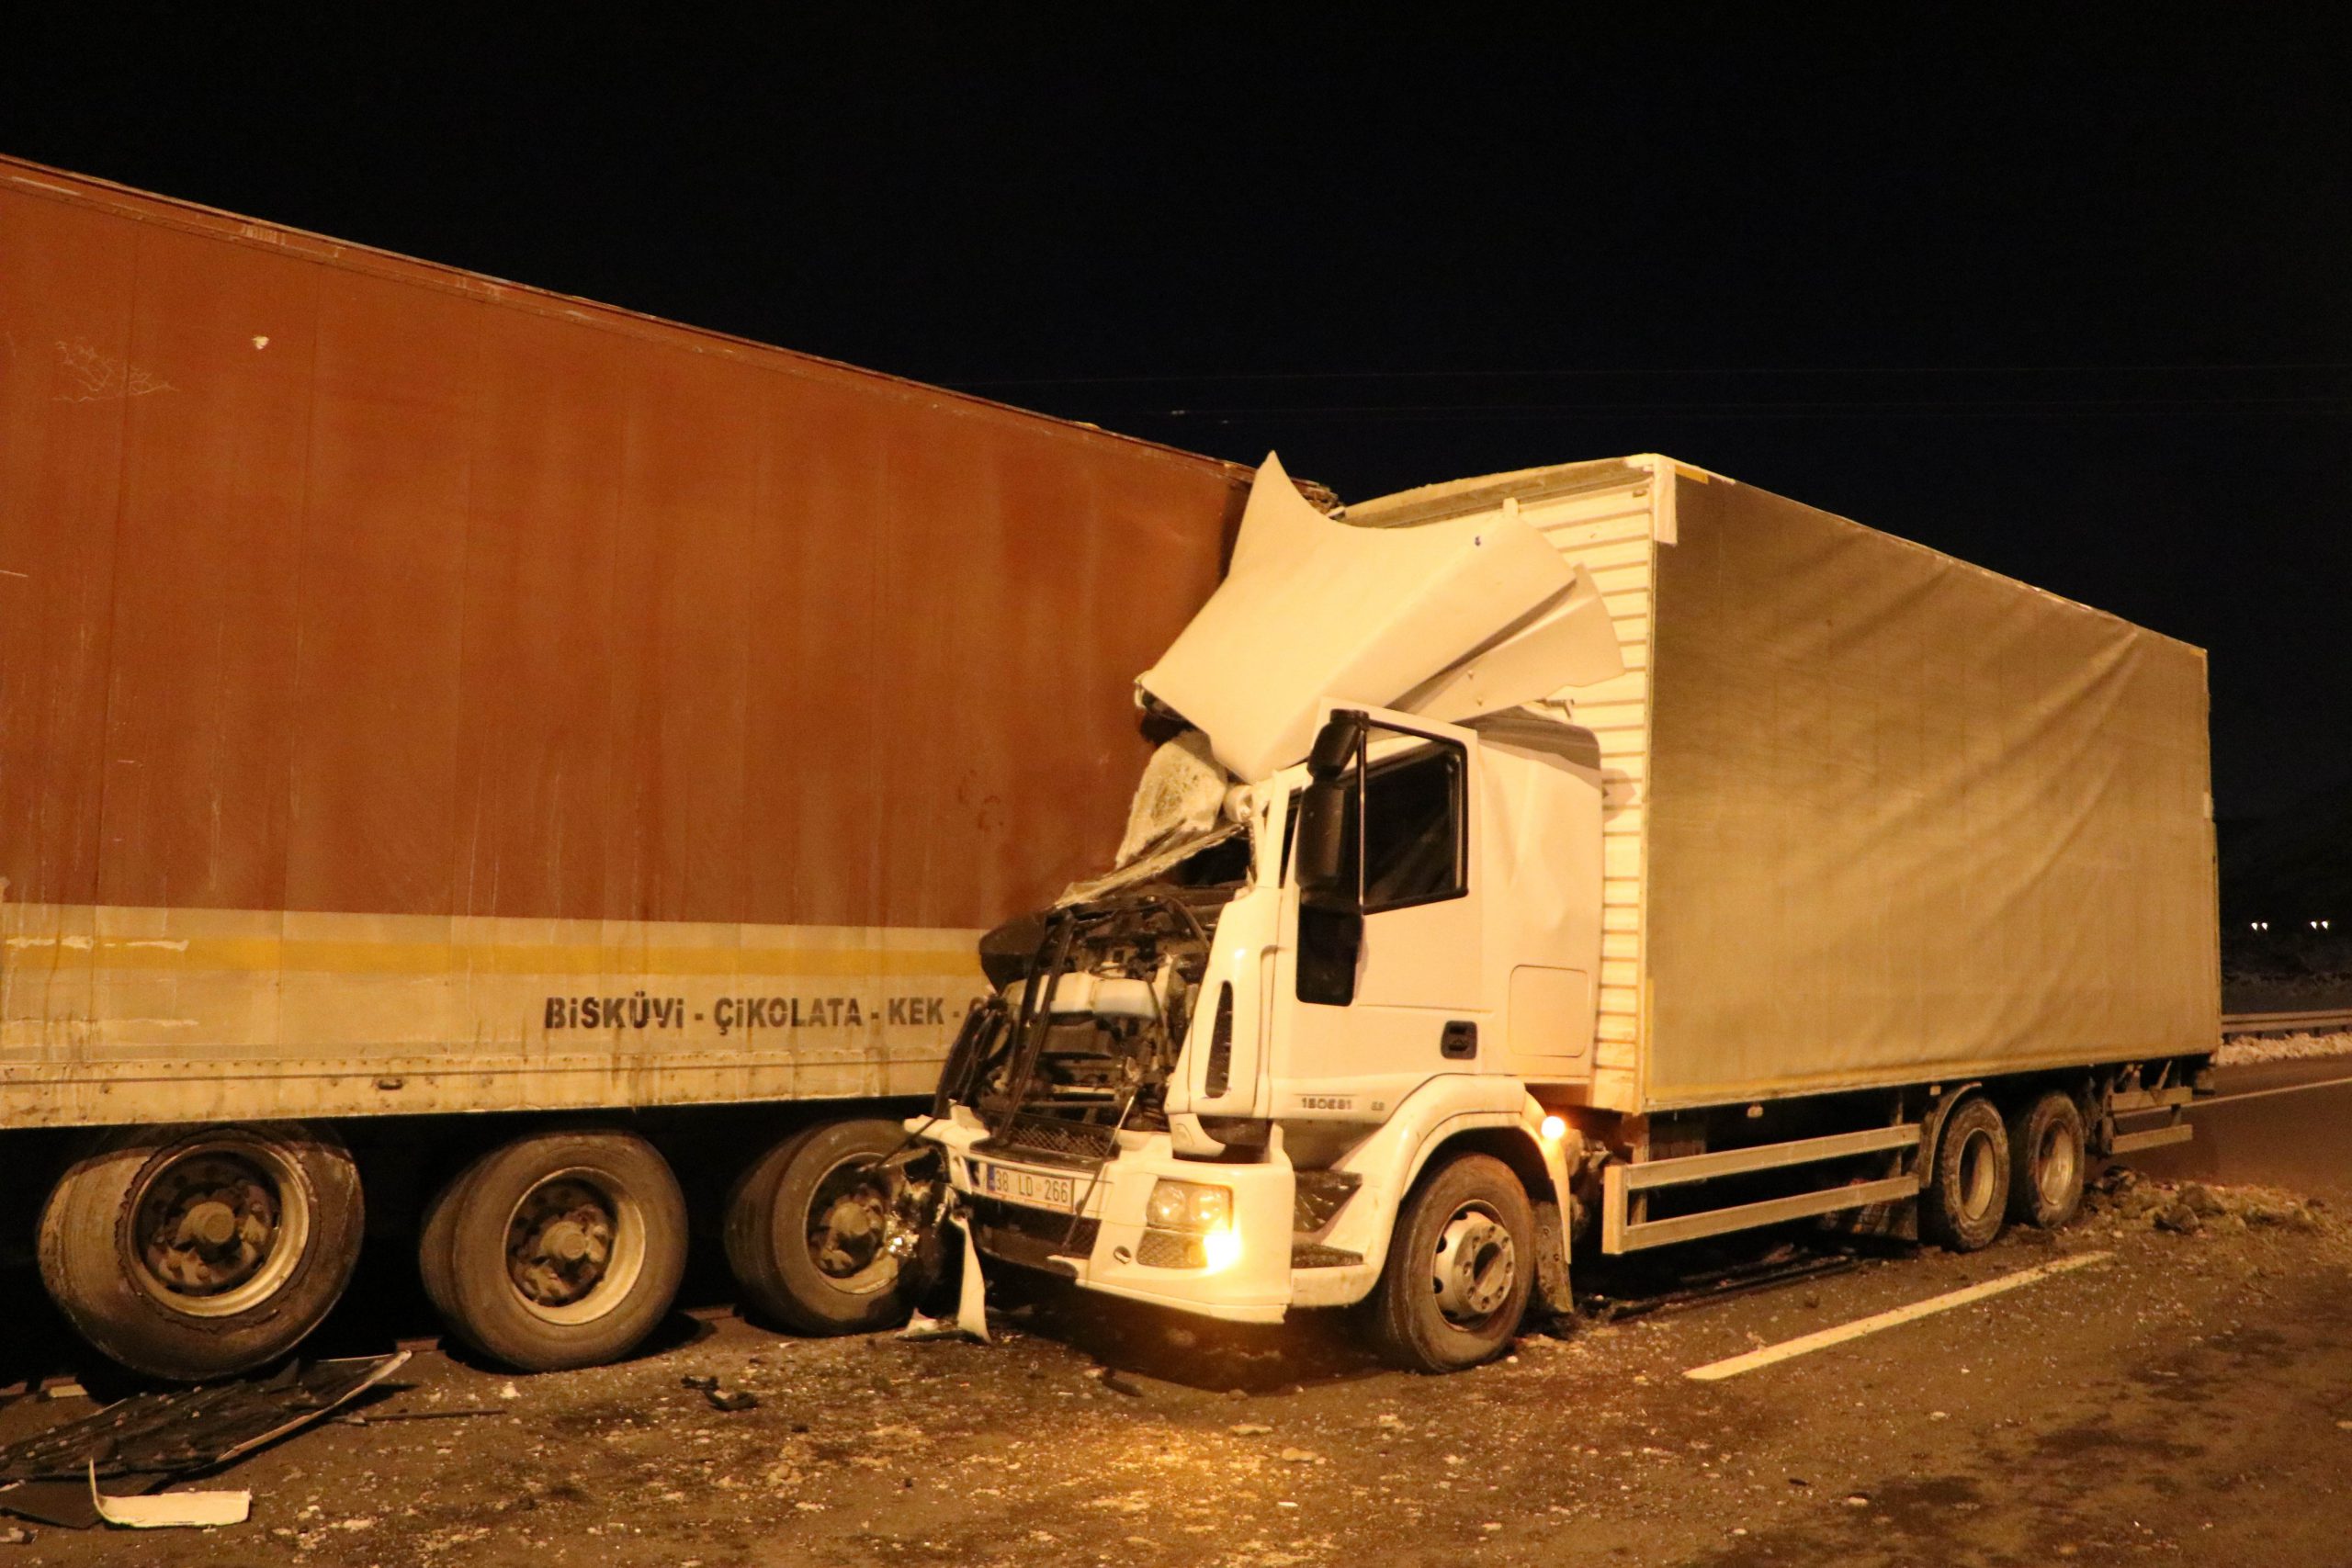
1271;712;1487;1120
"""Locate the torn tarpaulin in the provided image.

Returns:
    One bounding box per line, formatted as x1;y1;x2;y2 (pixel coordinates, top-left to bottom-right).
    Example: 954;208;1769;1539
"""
0;1352;407;1529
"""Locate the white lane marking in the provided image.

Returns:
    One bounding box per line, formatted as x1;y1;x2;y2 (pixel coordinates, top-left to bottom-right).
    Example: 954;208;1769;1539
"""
2198;1073;2352;1108
1684;1251;2111;1382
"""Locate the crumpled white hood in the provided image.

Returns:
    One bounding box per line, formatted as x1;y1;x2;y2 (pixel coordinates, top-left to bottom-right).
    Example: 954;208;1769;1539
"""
1137;454;1625;780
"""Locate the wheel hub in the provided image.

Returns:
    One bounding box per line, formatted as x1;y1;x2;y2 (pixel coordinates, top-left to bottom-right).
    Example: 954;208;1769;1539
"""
1430;1209;1515;1323
805;1156;896;1290
2037;1122;2079;1205
134;1155;281;1297
507;1180;617;1307
813;1190;887;1279
1958;1128;1999;1220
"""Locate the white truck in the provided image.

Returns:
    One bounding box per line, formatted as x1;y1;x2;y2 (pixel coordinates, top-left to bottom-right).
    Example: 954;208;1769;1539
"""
915;453;2220;1370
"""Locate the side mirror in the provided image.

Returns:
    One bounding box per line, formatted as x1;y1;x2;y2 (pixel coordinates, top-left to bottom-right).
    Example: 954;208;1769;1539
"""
1295;777;1352;900
1295;709;1365;905
1306;710;1366;781
1295;906;1363;1006
1294;710;1365;1006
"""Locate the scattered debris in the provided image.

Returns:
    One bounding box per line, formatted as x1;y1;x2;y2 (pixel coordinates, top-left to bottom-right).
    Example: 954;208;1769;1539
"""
0;1527;30;1546
85;1464;249;1530
899;1313;971;1343
680;1376;757;1412
0;1354;406;1531
334;1408;504;1427
0;1354;407;1485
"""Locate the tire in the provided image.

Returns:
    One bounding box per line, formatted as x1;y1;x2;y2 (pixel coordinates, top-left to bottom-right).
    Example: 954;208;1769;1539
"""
2007;1090;2087;1229
724;1119;916;1335
419;1129;686;1371
1363;1153;1534;1373
1922;1096;2010;1252
38;1122;364;1381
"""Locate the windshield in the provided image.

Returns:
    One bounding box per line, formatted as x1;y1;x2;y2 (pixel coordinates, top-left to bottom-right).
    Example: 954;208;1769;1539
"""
1057;819;1251;907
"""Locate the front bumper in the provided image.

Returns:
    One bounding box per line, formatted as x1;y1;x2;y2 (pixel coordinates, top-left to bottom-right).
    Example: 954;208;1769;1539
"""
915;1109;1294;1324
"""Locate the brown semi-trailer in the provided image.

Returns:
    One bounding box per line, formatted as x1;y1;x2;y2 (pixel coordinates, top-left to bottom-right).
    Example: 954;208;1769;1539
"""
0;156;1250;1379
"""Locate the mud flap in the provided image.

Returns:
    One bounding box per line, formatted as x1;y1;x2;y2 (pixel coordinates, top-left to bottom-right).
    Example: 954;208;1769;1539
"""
1531;1197;1576;1319
956;1214;990;1340
899;1213;991;1344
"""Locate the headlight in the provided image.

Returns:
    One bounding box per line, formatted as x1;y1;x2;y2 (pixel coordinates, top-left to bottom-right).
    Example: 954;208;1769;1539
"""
1147;1179;1231;1233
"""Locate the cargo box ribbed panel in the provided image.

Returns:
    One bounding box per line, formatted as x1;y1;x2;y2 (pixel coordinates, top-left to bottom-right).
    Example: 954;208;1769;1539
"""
1517;474;1668;1110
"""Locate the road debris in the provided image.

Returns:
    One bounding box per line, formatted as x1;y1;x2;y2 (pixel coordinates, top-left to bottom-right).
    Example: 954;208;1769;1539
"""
0;1354;405;1531
682;1378;759;1413
85;1464;248;1530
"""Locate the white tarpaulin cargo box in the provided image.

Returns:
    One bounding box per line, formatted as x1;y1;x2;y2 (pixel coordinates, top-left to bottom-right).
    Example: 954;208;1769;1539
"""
1343;457;2219;1114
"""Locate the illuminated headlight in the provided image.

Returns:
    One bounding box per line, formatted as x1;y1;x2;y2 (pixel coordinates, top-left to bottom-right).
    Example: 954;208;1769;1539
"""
1146;1179;1232;1233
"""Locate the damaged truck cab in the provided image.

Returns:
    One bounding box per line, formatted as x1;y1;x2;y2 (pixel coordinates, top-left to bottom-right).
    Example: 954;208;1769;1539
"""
918;450;2222;1372
922;707;1594;1366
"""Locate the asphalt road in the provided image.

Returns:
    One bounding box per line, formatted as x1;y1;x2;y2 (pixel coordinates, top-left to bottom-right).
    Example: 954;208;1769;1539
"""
4;1057;2350;1566
2137;1054;2352;1203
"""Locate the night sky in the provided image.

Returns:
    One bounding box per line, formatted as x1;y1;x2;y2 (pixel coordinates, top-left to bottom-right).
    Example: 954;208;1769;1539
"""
6;14;2346;818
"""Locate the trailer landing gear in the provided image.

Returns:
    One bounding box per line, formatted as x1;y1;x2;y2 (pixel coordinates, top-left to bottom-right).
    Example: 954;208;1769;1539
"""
38;1122;364;1381
419;1129;687;1372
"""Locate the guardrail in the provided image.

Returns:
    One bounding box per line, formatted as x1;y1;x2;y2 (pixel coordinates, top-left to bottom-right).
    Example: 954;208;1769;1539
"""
2221;1008;2352;1037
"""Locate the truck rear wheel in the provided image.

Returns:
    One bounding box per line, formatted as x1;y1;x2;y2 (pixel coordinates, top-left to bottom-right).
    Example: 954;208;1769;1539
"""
2007;1090;2086;1228
1922;1096;2010;1251
419;1129;687;1371
38;1122;364;1381
1363;1153;1534;1373
724;1119;915;1335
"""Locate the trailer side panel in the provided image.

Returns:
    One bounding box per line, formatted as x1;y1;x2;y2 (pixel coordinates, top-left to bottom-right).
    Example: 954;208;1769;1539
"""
0;160;1249;1128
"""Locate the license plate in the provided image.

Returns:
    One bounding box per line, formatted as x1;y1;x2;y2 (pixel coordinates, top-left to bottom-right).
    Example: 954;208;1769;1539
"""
978;1162;1076;1213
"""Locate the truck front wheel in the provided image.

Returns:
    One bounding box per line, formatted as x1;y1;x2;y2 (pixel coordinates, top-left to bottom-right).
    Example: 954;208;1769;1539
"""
1363;1153;1534;1372
418;1129;687;1371
1922;1096;2010;1251
38;1122;364;1381
723;1119;916;1335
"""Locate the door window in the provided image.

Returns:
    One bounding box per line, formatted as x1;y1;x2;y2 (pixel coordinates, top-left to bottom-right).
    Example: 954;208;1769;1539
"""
1287;737;1467;912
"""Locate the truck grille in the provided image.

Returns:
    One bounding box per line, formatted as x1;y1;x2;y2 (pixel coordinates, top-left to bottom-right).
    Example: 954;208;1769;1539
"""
980;1112;1121;1168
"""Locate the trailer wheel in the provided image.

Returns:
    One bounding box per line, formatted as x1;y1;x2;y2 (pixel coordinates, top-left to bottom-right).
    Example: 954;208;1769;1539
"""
2007;1090;2087;1229
1363;1153;1534;1373
419;1130;686;1371
38;1122;363;1381
724;1119;915;1335
1922;1096;2010;1251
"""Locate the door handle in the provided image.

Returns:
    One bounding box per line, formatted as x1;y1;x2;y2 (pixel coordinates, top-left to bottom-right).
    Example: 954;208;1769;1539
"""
1441;1021;1478;1060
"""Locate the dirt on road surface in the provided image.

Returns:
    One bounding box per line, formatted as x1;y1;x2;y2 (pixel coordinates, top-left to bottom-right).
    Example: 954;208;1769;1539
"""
4;1171;2350;1568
